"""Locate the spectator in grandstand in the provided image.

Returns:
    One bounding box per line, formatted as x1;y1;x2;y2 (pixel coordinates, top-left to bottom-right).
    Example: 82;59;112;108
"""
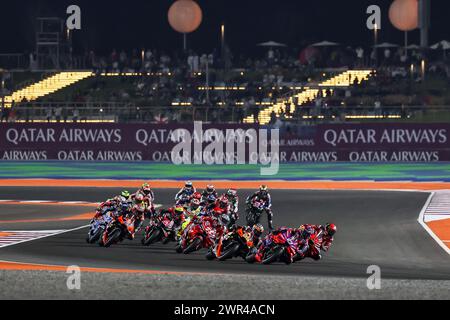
1;100;10;122
62;107;69;122
55;106;63;122
45;106;53;122
72;108;80;123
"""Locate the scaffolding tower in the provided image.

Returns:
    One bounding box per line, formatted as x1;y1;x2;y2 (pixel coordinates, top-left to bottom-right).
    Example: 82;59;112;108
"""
35;17;72;70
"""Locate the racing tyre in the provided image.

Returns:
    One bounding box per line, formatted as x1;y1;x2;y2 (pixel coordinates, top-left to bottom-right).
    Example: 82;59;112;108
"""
205;249;216;261
183;237;202;254
87;228;103;244
175;244;183;253
162;236;172;245
262;246;284;265
218;242;241;261
144;229;161;246
103;229;122;248
245;253;257;264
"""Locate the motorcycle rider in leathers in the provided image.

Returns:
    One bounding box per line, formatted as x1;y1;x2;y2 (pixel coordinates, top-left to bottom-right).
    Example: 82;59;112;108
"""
201;185;218;201
224;189;239;227
94;190;131;219
131;183;155;218
246;185;274;231
175;181;197;202
296;223;337;261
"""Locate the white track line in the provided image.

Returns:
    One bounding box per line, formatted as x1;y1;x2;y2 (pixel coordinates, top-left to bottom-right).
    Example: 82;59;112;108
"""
0;225;89;249
0;199;100;205
0;200;163;249
417;192;450;255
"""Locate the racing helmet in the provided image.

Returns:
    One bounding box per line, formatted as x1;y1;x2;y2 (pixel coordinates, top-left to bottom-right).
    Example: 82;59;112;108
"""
259;185;268;196
219;196;229;207
142;183;151;195
185;181;193;189
326;223;337;236
135;193;144;202
193;192;202;200
207;194;217;204
206;185;216;194
120;201;130;212
227;189;237;197
252;224;265;237
299;225;314;238
191;199;200;209
121;190;130;199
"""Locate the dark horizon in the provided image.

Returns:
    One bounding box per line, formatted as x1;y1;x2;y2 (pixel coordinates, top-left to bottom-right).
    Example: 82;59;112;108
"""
1;0;450;56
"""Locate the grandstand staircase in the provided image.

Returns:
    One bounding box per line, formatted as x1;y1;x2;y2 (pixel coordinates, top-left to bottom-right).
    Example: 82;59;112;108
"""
244;69;373;124
4;71;93;105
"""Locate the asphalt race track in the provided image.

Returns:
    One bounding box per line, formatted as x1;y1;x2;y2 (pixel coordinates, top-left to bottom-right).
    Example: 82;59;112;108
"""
0;186;449;282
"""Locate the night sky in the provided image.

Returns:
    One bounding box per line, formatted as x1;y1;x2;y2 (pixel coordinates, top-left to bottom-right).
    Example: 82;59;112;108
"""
1;0;450;56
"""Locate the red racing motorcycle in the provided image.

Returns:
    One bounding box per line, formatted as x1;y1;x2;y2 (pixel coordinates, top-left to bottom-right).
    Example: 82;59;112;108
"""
99;214;136;248
142;211;177;246
246;231;297;265
177;216;221;254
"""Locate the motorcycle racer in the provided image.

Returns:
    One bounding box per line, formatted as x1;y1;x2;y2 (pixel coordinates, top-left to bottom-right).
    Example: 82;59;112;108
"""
175;181;197;201
94;190;131;219
321;223;337;252
201;185;218;204
225;189;239;225
188;198;202;217
253;227;299;264
246;185;274;231
131;193;148;235
172;206;187;230
203;194;218;214
132;183;156;217
291;224;336;261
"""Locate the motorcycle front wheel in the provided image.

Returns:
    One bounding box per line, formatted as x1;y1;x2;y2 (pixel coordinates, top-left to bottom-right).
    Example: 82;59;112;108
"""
103;228;122;248
143;228;161;246
205;249;216;261
183;237;202;254
218;242;241;261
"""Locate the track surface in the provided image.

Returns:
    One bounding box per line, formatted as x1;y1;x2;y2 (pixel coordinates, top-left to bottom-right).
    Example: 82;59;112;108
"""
0;187;449;280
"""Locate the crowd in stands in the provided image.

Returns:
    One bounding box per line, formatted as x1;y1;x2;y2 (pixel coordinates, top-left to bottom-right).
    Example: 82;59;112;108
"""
2;42;450;124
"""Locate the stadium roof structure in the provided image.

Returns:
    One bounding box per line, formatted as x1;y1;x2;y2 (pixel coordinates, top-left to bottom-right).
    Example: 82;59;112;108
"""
406;44;420;49
373;42;399;48
257;41;287;47
310;40;340;47
430;40;450;50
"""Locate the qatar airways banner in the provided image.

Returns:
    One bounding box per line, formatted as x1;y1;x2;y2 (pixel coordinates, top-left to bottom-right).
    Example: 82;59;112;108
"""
0;123;449;162
278;123;450;162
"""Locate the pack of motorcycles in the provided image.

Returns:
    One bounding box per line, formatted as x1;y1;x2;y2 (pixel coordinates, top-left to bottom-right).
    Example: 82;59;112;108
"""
86;193;330;265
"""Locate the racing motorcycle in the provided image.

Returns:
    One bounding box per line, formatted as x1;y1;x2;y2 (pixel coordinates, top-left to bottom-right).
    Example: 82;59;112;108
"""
246;231;296;265
142;211;177;246
175;194;192;208
86;214;112;244
245;199;266;227
176;216;219;254
299;230;323;261
99;214;136;248
206;226;254;261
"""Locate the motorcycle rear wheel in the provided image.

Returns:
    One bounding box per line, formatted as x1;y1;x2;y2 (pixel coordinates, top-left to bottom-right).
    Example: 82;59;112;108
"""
262;246;284;265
